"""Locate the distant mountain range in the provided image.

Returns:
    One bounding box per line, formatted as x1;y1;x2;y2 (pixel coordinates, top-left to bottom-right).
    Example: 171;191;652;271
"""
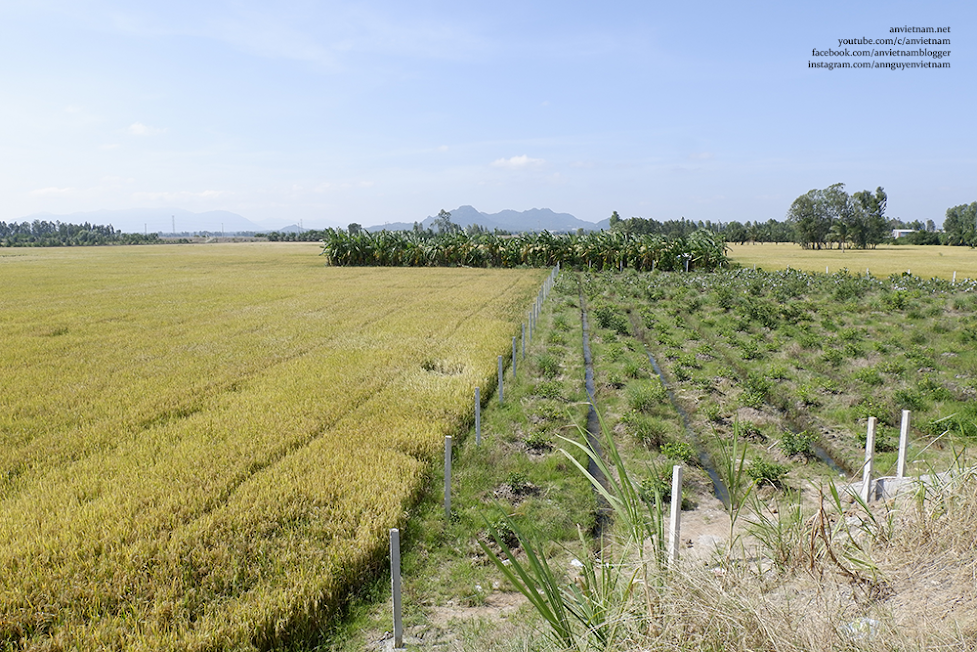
367;205;610;233
13;208;294;234
13;205;610;235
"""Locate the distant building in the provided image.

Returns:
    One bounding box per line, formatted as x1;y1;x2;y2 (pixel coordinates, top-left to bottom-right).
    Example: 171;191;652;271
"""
892;229;916;239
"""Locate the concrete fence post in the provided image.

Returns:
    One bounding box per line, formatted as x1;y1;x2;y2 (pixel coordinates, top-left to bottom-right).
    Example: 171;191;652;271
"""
390;529;403;649
861;417;876;503
498;356;504;405
668;465;683;565
475;387;481;446
444;436;452;518
512;336;517;379
897;410;910;478
521;323;526;359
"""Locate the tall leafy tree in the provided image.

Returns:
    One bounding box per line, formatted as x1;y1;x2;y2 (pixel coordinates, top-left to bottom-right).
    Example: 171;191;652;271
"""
786;189;832;249
851;187;888;248
434;209;460;235
944;202;977;247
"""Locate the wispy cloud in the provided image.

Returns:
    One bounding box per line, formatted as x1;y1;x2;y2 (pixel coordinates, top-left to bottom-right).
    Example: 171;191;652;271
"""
689;152;714;160
491;155;545;169
30;187;73;196
126;122;165;136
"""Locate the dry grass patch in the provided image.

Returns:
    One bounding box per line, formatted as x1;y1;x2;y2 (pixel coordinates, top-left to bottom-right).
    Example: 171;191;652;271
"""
728;243;977;280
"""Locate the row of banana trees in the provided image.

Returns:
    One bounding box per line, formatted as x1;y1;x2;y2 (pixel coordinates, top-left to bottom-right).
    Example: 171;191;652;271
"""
319;229;729;271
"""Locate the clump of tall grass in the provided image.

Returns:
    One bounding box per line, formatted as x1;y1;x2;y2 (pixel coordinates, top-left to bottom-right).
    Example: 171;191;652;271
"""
625;379;667;412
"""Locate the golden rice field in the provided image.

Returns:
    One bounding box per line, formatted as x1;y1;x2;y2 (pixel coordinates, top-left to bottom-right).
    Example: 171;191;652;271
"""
0;243;543;651
727;242;977;280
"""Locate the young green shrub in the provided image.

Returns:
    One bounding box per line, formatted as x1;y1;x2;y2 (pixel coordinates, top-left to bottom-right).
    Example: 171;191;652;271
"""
821;348;845;366
524;431;553;453
675;352;697;369
592;304;629;335
881;289;912;310
639;306;657;329
853;367;884;386
780;429;817;459
661;439;697;466
919;375;952;401
748;458;789;488
798;330;822;350
604;342;626;362
715;286;736;311
738;339;763;360
894;387;926;411
767;364;789;380
879;359;906;376
532;380;564;400
796;383;821;407
742;373;772;409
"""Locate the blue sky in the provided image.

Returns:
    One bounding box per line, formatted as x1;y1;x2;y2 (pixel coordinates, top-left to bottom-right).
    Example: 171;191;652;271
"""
2;0;973;229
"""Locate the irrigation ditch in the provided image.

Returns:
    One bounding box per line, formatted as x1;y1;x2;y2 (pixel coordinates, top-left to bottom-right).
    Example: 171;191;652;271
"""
577;286;612;540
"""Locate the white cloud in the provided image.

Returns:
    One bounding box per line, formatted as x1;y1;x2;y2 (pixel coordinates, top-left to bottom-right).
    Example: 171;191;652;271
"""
126;122;165;136
689;152;714;160
491;155;545;169
438;145;449;152
30;187;73;196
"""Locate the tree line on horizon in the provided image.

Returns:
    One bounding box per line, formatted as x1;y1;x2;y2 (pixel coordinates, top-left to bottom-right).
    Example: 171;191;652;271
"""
6;193;975;250
0;220;162;247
